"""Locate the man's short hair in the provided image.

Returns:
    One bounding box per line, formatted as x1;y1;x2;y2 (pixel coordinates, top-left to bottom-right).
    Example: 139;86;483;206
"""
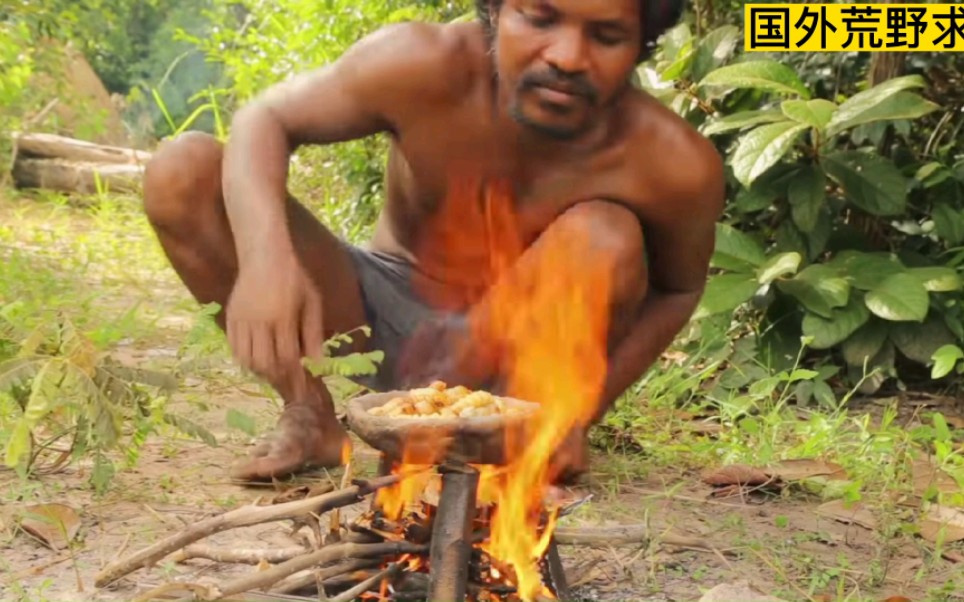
475;0;686;63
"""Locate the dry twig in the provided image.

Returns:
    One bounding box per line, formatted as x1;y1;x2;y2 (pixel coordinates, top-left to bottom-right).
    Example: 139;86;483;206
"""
95;473;406;587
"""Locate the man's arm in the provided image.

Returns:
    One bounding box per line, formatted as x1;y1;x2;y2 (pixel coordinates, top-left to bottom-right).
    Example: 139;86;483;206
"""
222;22;465;268
592;138;725;423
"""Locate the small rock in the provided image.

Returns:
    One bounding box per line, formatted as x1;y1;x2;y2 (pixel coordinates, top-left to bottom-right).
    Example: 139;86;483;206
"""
699;580;786;602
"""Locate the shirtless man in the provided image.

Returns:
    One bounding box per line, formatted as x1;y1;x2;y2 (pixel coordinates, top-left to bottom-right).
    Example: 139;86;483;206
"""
142;0;725;482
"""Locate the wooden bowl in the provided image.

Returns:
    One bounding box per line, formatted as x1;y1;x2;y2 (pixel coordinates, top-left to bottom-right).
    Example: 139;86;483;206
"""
345;390;540;466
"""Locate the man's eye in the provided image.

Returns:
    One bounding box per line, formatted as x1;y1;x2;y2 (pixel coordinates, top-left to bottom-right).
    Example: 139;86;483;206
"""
520;8;555;27
594;29;628;45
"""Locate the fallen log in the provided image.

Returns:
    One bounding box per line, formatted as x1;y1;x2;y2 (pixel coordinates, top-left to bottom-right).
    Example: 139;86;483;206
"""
553;524;713;550
13;158;144;194
13;132;152;165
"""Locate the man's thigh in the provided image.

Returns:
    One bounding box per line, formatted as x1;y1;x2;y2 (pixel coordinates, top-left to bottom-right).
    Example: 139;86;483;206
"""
342;245;458;392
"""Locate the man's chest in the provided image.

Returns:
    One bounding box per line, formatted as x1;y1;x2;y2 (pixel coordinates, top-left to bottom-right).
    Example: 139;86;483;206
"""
392;122;649;242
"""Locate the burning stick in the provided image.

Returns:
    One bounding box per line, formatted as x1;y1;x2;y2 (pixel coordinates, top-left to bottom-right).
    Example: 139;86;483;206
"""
327;562;402;602
95;473;409;588
427;465;479;602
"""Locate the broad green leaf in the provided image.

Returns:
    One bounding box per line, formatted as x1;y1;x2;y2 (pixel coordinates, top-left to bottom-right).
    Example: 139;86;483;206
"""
931;344;964;379
801;297;870;350
699;60;811;98
910;267;963;292
777;264;850;318
823;151;908;216
702;109;787;136
690;25;740;82
788;165;826;232
4;420;31;468
693;274;759;319
661;22;693;62
735;185;776;213
826;75;925;118
933;204;964;245
23;361;61;427
781;99;837;130
828;76;938;136
774;220;808;257
892;316;956;364
662;43;695;80
841;320;888;367
807;208;832;260
732;121;808;188
828;251;906;291
757;252;802;285
712;223;766;270
865;273;929;322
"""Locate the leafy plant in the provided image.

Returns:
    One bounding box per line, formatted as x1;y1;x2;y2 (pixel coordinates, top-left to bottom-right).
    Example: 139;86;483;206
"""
0;306;214;494
641;23;964;393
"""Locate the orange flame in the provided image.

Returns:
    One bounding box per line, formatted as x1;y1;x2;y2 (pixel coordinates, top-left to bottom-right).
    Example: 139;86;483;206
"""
374;437;446;520
341;438;353;466
416;174;614;601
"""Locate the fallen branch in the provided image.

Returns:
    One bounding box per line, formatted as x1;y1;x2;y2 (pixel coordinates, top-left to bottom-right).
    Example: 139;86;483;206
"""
170;545;308;565
95;473;406;588
206;541;426;600
554;524;712;550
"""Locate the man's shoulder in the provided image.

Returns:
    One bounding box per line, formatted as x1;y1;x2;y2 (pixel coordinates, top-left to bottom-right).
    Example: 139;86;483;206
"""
622;91;724;213
356;20;485;100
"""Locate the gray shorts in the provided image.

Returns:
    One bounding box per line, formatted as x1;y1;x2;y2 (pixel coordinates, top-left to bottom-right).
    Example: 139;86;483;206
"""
344;245;464;392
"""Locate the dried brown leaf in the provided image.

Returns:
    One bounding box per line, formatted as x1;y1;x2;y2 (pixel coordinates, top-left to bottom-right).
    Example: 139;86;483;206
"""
766;459;847;481
702;464;772;487
881;597;913;602
815;500;877;531
918;504;964;543
911;458;959;498
19;503;81;550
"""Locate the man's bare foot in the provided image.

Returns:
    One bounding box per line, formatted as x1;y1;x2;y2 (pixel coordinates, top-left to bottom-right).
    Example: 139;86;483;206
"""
230;404;349;482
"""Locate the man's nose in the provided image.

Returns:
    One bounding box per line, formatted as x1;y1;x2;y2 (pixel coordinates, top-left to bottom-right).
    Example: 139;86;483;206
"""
543;28;589;74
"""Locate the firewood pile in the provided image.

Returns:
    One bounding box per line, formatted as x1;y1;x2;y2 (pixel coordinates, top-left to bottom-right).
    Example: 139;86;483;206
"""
10;132;150;194
93;466;583;602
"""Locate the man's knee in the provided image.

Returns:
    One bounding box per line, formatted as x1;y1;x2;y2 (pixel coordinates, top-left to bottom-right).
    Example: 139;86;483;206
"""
557;201;647;299
143;131;223;231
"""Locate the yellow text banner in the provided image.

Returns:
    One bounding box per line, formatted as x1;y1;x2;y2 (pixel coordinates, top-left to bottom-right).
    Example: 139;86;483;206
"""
745;3;964;52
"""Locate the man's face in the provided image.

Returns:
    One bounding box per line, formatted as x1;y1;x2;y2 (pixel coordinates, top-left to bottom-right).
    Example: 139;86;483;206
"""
492;0;641;140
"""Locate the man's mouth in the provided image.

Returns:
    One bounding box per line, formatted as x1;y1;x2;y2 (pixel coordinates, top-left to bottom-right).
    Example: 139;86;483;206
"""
531;83;591;110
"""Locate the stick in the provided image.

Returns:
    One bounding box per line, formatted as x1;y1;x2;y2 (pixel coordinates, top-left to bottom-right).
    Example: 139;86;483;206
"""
553;525;712;550
206;542;425;600
327;563;402;602
428;466;478;602
170;545;308;565
95;474;405;588
271;559;382;594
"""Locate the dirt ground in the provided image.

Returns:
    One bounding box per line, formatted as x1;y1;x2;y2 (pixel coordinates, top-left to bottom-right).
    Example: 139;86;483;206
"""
1;193;963;602
3;368;962;602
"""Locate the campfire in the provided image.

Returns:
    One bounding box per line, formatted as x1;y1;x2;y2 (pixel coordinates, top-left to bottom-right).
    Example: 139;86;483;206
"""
95;177;618;602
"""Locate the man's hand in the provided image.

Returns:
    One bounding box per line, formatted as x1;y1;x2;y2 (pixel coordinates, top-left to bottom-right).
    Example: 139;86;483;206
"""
225;251;324;394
